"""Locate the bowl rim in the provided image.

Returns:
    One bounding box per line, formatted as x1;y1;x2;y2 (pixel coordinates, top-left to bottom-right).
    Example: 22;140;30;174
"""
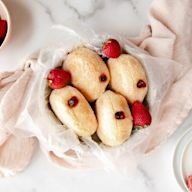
0;0;11;50
172;128;192;192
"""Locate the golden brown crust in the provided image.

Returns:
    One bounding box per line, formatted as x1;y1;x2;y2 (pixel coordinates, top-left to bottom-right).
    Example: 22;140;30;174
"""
49;86;97;137
63;47;110;102
107;54;148;104
96;90;133;146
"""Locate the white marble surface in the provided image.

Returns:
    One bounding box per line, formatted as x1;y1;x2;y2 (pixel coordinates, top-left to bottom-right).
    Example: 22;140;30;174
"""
0;0;191;191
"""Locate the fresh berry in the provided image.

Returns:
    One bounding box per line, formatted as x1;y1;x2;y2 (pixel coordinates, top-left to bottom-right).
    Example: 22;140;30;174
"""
48;69;71;89
187;176;192;192
131;101;152;127
137;80;146;88
68;96;78;107
0;20;7;40
102;39;121;58
99;74;107;82
115;111;125;120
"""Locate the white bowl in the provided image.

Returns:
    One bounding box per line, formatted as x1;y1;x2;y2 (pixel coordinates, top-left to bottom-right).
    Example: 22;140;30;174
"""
0;0;11;50
173;128;192;192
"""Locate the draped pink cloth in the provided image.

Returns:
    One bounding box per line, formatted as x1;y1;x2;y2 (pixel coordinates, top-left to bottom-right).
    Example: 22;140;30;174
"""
1;0;192;174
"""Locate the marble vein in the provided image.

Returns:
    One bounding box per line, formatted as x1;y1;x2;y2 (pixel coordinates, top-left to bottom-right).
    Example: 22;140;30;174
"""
138;165;155;191
129;0;138;12
33;0;55;23
63;0;104;20
111;0;138;13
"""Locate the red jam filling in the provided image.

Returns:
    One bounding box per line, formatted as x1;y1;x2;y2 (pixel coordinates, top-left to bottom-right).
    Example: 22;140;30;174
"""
137;80;146;88
115;111;125;120
99;74;107;82
68;96;79;107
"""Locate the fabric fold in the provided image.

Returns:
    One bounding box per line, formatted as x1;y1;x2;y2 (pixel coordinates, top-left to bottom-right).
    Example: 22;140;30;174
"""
1;0;192;173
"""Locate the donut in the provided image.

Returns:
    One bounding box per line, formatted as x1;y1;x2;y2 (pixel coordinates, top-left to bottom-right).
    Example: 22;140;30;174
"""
49;86;97;137
96;90;133;146
107;54;148;104
63;47;110;102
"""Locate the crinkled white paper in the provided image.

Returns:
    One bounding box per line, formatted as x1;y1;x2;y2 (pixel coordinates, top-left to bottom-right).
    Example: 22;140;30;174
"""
14;22;176;172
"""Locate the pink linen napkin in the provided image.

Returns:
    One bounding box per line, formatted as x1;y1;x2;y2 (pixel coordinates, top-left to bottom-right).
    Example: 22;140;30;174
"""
0;68;38;176
131;0;192;151
1;0;192;173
